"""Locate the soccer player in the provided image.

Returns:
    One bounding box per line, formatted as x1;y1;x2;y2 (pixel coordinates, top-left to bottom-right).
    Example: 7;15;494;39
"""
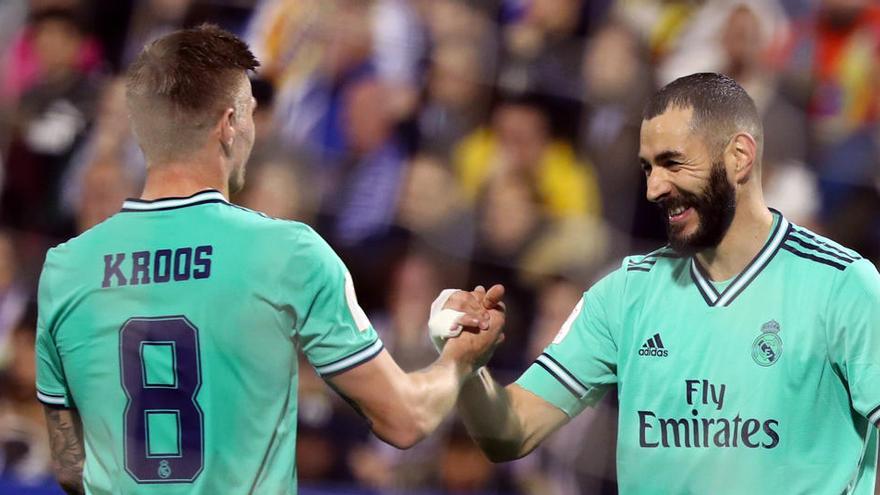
453;73;880;493
34;26;505;495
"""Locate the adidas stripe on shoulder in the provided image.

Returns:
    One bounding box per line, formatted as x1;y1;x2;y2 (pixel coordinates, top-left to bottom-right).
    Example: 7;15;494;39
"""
626;245;681;273
781;225;862;272
534;353;589;399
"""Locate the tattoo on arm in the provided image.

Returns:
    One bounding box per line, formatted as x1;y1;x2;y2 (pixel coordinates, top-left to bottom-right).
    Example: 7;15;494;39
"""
44;406;85;495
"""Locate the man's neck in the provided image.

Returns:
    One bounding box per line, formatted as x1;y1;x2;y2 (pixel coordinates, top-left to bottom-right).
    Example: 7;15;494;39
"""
140;161;229;200
694;201;774;282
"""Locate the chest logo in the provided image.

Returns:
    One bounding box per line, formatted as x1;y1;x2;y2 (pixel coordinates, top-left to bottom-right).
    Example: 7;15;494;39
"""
639;332;669;357
752;320;782;367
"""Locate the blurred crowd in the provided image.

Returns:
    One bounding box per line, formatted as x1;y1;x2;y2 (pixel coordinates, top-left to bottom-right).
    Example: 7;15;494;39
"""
0;0;878;493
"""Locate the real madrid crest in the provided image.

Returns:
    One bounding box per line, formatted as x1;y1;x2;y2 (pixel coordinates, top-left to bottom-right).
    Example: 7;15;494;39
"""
752;320;782;367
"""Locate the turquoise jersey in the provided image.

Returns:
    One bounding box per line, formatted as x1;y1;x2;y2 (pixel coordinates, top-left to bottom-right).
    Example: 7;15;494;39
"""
518;210;880;494
35;190;383;494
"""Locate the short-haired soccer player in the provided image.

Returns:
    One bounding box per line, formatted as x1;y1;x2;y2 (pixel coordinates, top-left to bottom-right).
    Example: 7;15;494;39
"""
35;25;505;495
454;72;880;494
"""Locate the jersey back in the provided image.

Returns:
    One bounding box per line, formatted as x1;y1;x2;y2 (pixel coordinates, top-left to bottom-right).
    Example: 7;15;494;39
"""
518;212;880;494
35;191;382;494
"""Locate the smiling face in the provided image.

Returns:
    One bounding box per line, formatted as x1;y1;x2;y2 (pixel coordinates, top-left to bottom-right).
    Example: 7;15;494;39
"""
639;106;737;255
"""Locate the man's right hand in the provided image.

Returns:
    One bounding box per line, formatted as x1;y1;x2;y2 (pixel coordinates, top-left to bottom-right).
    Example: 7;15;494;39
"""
441;284;506;374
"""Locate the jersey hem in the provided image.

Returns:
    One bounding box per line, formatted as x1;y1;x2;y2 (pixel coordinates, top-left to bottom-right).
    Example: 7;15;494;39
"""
868;404;880;427
534;353;588;398
314;338;384;377
515;367;580;419
36;389;69;407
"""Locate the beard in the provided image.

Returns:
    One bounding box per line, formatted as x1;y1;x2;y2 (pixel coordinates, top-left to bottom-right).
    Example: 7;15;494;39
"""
661;160;736;256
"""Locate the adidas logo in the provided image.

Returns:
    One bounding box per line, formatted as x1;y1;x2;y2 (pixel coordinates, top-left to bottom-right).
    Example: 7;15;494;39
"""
639;333;669;357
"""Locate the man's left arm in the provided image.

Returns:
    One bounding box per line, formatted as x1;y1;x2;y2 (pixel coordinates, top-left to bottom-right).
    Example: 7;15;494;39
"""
36;255;83;493
43;406;84;495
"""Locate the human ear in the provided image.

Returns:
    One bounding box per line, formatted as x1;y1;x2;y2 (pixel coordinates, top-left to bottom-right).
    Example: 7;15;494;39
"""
217;108;236;156
730;133;757;184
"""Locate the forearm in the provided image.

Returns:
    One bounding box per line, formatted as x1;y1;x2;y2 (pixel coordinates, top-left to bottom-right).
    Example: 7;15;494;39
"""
346;351;473;449
399;354;471;441
44;407;85;495
457;368;531;461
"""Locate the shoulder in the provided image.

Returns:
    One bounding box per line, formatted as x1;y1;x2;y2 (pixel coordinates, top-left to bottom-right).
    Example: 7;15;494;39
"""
778;223;879;302
581;245;685;304
216;202;319;244
778;223;865;274
621;245;685;274
42;212;127;268
219;205;345;269
219;208;343;268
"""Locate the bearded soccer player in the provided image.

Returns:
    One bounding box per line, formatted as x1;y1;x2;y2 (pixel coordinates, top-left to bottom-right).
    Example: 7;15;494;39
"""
34;25;505;495
453;73;880;493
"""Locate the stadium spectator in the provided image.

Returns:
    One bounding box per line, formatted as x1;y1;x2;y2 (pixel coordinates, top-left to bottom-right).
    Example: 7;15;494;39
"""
579;20;659;250
0;233;29;370
497;0;599;99
322;79;407;246
61;77;145;225
775;0;880;259
0;5;101;106
237;158;311;222
417;41;491;156
74;158;138;234
656;0;789;86
454;95;601;220
259;0;376;165
397;153;477;260
0;311;51;486
1;8;102;238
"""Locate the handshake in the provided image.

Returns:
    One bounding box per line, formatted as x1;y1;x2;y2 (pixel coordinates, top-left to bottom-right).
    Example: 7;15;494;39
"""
427;284;507;374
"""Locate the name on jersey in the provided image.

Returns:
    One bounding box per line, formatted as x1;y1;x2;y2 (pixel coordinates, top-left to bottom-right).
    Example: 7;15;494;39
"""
638;379;779;449
102;246;213;288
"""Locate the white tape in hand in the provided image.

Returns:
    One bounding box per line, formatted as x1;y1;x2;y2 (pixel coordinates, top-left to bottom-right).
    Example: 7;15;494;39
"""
428;289;465;353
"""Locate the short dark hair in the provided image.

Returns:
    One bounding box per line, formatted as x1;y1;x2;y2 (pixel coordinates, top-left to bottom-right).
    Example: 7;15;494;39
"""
126;24;259;162
643;73;763;158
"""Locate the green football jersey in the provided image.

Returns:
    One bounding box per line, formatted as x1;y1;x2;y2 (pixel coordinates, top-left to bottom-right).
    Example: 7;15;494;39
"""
35;190;383;494
518;210;880;494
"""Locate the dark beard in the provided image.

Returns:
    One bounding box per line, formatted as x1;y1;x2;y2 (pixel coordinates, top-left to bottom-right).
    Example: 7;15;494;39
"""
661;161;736;256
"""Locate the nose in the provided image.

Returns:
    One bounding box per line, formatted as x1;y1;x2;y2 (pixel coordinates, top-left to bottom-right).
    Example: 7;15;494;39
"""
645;168;673;203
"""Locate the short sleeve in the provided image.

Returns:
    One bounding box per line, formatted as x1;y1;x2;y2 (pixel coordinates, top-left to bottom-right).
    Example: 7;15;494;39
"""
516;267;622;417
35;254;73;408
826;259;880;426
291;227;383;378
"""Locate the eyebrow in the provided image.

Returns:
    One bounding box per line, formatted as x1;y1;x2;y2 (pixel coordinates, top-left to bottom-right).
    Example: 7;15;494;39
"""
654;150;686;163
640;149;686;167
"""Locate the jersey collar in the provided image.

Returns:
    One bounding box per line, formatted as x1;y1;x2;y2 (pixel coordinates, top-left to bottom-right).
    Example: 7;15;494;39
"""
690;209;790;307
121;189;229;212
